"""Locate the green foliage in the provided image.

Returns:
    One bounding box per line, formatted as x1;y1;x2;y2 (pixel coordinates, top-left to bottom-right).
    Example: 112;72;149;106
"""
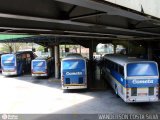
0;43;28;53
37;45;44;52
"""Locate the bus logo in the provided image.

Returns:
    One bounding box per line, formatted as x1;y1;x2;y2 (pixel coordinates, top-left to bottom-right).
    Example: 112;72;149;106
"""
132;79;154;84
66;72;82;75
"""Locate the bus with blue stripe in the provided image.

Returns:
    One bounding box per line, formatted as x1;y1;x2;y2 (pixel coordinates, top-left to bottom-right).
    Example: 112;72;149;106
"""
0;53;8;72
102;54;159;102
31;56;54;77
61;53;87;89
1;51;36;76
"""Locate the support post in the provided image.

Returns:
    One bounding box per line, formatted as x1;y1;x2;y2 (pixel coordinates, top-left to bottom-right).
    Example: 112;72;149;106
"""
54;45;60;79
147;42;153;60
113;44;116;54
88;40;94;89
48;47;54;57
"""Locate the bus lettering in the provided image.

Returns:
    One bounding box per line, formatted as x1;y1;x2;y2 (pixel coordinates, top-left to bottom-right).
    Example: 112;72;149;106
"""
66;72;82;75
132;79;154;84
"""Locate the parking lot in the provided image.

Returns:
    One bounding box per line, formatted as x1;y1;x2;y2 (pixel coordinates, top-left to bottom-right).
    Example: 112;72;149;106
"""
0;74;160;114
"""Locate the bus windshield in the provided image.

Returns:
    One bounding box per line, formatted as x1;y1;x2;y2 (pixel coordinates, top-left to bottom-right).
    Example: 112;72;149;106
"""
2;54;15;66
127;62;158;76
32;61;46;68
62;59;85;70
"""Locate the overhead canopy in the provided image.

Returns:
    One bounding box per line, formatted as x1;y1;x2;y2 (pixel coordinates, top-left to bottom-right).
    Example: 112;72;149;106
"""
0;0;159;42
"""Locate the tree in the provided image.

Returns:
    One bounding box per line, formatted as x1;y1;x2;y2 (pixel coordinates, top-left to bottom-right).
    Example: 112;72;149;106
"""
0;43;26;53
37;45;44;52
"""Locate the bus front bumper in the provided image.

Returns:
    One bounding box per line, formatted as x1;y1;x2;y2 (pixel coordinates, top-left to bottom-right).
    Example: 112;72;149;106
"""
125;97;159;103
2;71;17;76
32;73;48;77
62;85;87;89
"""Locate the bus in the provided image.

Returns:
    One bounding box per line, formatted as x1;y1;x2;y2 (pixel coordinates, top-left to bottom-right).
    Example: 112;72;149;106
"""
61;53;87;89
101;54;159;102
0;53;8;72
31;56;54;77
1;51;36;76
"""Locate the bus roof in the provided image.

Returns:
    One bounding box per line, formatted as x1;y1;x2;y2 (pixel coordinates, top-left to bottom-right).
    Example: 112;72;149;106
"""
34;56;51;60
103;54;153;66
16;51;33;55
62;53;85;61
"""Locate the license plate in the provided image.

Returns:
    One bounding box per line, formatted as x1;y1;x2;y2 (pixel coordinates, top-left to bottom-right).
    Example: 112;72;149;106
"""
138;93;147;96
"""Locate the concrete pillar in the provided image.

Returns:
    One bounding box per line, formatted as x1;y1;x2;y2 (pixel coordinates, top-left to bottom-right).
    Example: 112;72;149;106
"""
89;40;93;60
79;45;81;54
147;43;153;60
48;48;54;57
54;45;60;79
88;40;94;89
113;44;116;54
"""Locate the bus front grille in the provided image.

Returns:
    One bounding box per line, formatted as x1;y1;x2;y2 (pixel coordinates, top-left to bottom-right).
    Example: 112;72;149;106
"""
65;78;70;84
79;77;83;84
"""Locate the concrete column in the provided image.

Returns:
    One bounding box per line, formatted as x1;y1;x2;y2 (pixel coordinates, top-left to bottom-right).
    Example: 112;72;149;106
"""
147;44;153;60
88;40;94;89
79;45;81;54
54;45;60;79
48;48;54;57
113;44;116;54
89;40;93;60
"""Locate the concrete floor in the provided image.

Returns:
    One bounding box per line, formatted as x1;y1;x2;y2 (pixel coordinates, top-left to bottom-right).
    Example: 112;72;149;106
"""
0;74;160;119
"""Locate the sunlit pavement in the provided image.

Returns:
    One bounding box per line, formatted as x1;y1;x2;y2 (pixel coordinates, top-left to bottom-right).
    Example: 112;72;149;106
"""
0;74;160;114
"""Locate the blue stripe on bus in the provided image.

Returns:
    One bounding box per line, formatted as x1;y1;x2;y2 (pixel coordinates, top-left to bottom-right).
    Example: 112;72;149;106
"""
110;69;158;88
126;79;158;88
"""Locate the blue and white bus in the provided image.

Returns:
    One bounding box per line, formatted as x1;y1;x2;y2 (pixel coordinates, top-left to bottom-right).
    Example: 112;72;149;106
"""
102;54;159;102
0;53;8;72
31;56;54;77
1;51;36;76
61;53;87;89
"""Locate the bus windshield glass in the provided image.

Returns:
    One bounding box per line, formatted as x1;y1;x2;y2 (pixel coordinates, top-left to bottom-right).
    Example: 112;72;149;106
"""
62;59;85;70
127;62;158;76
2;55;15;66
33;61;46;68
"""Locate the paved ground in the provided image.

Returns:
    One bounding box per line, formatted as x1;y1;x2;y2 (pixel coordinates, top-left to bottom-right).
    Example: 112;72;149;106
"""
0;74;160;119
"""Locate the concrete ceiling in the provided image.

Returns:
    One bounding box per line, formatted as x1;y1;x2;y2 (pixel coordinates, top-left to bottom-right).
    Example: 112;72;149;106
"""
0;0;160;43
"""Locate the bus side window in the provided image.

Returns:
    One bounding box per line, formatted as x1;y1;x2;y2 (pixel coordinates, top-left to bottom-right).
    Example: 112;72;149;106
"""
119;66;124;77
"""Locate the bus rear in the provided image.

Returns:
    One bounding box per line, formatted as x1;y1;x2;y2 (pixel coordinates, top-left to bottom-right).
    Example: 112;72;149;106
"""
61;59;87;89
125;62;159;102
1;54;17;76
31;60;47;77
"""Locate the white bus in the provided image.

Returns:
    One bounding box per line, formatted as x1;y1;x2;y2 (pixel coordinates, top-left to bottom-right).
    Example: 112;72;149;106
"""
102;54;159;102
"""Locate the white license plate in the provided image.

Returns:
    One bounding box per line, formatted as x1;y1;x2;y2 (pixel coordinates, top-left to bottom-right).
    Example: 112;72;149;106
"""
138;93;147;96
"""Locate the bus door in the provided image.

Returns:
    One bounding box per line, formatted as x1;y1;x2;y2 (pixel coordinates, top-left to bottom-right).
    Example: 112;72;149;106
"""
62;59;86;85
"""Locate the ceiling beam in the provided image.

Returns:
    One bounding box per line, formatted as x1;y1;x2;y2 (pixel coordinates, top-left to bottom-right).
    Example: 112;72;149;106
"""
54;0;151;21
0;13;159;36
70;11;106;20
